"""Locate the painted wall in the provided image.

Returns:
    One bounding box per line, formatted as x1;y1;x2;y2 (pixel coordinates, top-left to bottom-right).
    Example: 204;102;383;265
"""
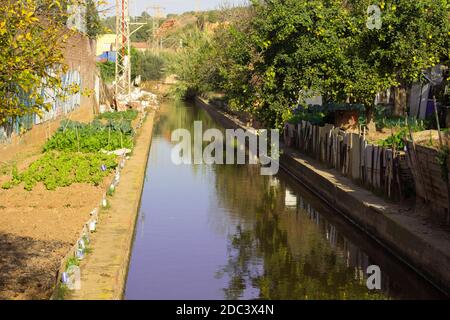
0;32;99;144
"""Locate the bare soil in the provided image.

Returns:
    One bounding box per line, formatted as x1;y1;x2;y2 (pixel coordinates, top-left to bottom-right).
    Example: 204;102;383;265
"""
365;128;448;150
365;127;397;143
0;104;113;300
412;130;448;149
0;177;111;299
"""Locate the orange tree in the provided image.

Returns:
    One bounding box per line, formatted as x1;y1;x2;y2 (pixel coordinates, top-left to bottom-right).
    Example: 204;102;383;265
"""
0;0;80;125
344;0;449;124
216;0;449;128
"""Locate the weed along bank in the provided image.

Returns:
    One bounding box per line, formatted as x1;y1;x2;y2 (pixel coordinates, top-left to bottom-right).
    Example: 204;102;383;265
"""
1;0;450;305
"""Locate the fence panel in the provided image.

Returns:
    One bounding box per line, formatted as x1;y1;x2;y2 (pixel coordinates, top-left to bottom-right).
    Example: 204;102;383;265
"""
285;121;412;201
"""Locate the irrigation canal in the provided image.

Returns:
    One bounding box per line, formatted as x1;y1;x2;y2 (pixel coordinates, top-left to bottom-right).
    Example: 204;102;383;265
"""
125;100;444;300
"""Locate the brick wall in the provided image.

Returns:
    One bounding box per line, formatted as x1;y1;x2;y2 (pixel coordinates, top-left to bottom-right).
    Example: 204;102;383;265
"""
0;32;99;160
63;32;99;112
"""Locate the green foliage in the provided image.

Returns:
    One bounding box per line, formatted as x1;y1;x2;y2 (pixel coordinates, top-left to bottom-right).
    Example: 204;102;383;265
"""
1;151;117;191
85;0;102;39
377;129;409;149
131;49;166;81
374;105;428;131
101;12;153;42
163;1;450;128
356;0;450;84
66;256;80;268
436;146;449;182
97;61;115;83
100;15;116;34
1;112;137;192
54;283;69;300
0;0;77;124
43;119;134;153
96;109;138;122
107;184;115;196
375;107;427;149
131;12;153;42
288;103;367;126
287;107;326;126
167;29;223;100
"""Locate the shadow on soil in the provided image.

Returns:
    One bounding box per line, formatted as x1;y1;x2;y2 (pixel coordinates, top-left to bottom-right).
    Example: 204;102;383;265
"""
0;232;69;300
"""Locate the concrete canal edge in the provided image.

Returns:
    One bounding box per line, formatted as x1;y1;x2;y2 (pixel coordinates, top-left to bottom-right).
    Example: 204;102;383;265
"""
195;97;450;296
66;111;155;300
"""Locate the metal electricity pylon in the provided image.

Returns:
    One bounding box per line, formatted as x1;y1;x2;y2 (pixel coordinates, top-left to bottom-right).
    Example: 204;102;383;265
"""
115;0;147;102
146;5;166;51
115;0;131;101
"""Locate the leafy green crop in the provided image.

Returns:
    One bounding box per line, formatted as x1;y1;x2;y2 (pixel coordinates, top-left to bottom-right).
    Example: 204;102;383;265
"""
43;120;134;153
96;110;138;122
287;105;326;126
374;105;428;131
377;129;408;150
2;152;117;191
1;112;140;192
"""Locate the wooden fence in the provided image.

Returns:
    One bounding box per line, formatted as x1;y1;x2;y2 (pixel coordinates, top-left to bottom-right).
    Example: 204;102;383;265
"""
406;141;450;223
284;121;413;201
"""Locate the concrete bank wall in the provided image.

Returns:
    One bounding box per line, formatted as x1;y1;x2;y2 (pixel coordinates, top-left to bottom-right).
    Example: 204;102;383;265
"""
195;97;450;296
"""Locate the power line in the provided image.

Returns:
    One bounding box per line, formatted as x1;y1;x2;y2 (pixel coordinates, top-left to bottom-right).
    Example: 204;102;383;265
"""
146;5;166;51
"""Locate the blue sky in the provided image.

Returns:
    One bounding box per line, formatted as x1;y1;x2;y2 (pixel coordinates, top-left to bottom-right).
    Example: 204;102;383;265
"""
104;0;243;16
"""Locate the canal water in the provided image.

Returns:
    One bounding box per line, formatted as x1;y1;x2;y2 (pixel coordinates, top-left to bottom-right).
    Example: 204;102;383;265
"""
125;100;443;300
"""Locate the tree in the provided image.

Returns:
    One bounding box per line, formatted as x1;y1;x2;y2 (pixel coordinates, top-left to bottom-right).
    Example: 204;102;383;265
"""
350;0;450;119
0;0;76;125
218;0;449;128
130;12;153;42
131;47;166;81
219;0;358;127
100;15;116;33
168;29;222;99
85;0;102;39
162;2;449;128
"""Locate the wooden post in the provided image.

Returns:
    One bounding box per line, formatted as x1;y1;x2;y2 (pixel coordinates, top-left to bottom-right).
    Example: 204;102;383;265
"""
433;96;450;223
407;126;429;202
433;96;443;146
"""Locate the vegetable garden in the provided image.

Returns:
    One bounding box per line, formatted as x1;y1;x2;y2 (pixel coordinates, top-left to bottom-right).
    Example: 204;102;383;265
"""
2;110;139;191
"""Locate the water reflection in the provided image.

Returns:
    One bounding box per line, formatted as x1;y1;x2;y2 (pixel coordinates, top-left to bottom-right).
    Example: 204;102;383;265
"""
125;101;444;300
213;165;384;299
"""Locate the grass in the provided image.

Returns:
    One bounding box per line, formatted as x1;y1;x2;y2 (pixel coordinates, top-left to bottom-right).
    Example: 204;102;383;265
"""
65;256;79;269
